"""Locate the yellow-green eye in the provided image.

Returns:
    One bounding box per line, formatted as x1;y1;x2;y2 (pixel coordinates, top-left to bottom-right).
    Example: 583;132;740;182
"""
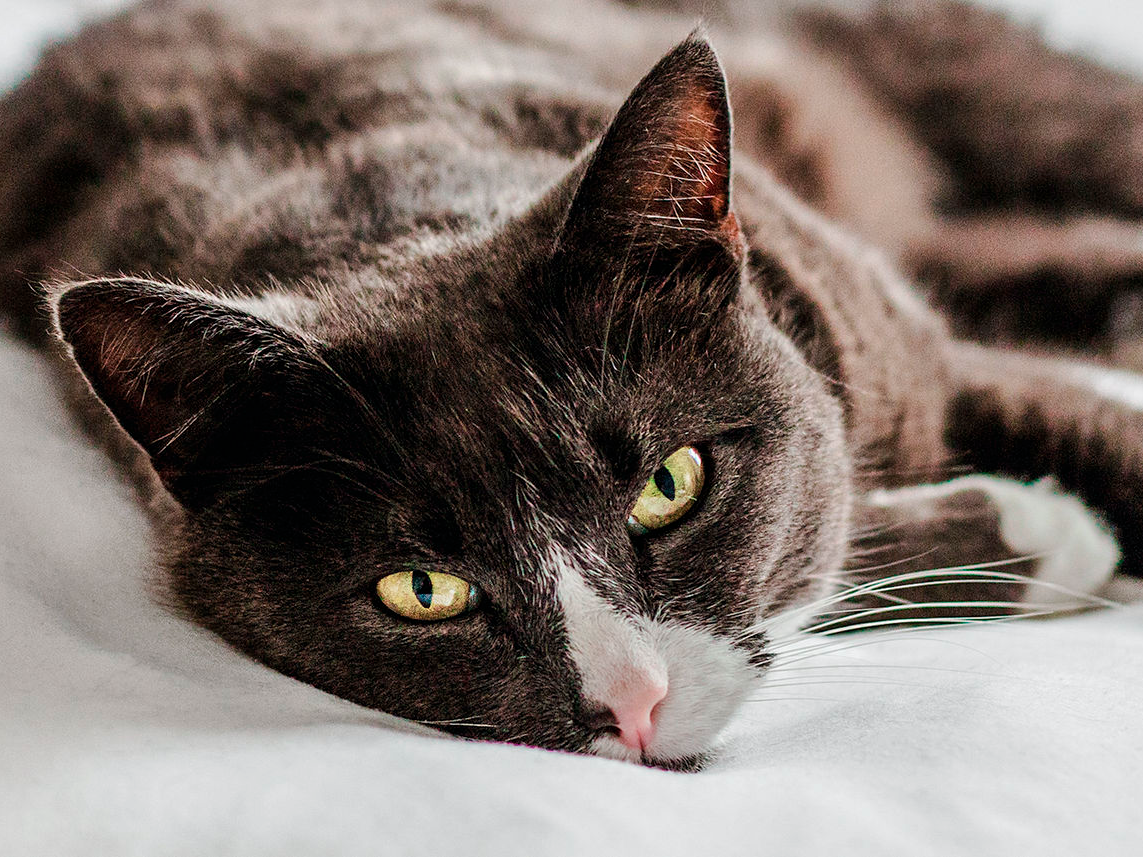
375;568;482;621
626;446;704;535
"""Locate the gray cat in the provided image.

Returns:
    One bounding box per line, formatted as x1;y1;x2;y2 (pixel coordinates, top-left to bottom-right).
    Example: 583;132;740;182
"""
1;0;1138;768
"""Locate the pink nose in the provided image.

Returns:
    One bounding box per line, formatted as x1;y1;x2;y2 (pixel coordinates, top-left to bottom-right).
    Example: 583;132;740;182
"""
610;679;669;752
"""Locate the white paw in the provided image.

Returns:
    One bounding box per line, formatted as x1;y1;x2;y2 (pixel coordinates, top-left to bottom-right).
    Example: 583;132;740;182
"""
906;475;1120;606
982;477;1120;606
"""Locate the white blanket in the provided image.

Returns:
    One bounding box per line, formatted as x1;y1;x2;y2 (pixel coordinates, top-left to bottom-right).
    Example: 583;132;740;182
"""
3;3;1143;855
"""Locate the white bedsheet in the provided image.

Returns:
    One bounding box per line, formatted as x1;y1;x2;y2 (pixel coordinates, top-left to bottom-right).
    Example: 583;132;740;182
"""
3;3;1143;855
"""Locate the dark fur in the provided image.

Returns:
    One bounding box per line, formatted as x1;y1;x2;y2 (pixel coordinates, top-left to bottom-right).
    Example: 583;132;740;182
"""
2;0;1141;764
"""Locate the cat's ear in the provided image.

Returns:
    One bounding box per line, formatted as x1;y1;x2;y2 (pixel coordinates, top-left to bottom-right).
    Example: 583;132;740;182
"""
55;278;323;510
557;34;743;260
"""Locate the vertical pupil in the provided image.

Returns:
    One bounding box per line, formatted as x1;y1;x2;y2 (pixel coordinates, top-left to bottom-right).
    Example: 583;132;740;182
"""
653;466;676;501
411;569;433;608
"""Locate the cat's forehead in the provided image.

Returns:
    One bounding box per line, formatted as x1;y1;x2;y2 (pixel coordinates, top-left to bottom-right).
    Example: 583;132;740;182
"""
324;325;666;542
376;340;613;490
352;317;728;465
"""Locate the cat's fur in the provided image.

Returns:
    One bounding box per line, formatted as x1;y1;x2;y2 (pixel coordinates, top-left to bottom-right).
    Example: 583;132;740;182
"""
0;0;1139;767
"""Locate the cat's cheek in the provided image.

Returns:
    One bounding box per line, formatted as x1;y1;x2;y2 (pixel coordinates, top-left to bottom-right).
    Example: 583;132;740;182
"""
312;598;516;722
639;621;760;759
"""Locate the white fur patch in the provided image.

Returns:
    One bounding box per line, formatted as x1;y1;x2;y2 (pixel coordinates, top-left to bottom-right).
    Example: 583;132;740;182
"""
869;475;1120;606
633;620;758;761
548;545;756;762
977;477;1120;606
553;555;667;709
1064;361;1143;412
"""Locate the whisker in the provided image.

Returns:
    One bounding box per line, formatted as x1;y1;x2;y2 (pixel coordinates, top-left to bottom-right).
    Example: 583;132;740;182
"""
765;661;1017;681
742;695;851;704
748;560;1120;642
834;548;942;579
769;630;1003;669
753;676;941;691
411;716;500;730
795;610;1065;637
799;593;1094;631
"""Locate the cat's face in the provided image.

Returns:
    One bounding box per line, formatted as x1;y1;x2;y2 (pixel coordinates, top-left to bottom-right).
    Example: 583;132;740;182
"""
55;38;850;767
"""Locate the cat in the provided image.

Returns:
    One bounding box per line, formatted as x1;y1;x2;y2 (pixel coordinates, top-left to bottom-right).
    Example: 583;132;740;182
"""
0;0;1139;769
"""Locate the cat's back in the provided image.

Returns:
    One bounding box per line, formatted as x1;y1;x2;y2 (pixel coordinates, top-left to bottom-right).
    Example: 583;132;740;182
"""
0;0;959;494
0;0;707;327
0;0;937;287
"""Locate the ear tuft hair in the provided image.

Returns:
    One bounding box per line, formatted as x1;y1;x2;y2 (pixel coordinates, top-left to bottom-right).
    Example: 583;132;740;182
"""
560;35;737;249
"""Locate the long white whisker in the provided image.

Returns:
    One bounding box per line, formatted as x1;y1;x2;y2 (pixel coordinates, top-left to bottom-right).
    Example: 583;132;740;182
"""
765;661;1019;680
799;597;1093;635
796;610;1065;637
742;563;1119;644
753;676;941;692
770;631;1002;670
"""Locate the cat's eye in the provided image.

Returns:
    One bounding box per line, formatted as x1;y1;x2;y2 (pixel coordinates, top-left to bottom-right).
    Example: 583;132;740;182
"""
376;568;483;621
626;446;704;535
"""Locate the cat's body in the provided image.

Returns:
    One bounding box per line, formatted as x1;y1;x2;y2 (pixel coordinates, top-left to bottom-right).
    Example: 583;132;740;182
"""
1;0;1140;767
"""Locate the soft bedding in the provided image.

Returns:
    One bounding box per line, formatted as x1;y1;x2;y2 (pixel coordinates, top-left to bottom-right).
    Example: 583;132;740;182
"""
3;3;1143;856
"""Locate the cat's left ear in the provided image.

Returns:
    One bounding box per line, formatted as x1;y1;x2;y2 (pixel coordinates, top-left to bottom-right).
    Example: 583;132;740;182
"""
53;278;334;511
557;34;744;263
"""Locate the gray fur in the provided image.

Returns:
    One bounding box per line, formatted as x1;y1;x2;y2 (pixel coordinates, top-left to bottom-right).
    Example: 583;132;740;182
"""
2;0;1140;766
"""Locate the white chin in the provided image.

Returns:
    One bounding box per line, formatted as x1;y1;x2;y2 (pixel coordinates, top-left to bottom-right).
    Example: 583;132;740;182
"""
588;734;712;770
590;734;644;764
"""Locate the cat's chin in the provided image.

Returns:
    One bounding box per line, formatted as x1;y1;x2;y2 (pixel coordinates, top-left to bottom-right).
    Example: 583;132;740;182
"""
588;734;711;772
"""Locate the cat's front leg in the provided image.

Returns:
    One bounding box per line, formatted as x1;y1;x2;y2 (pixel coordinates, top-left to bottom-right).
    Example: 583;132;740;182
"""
832;476;1120;628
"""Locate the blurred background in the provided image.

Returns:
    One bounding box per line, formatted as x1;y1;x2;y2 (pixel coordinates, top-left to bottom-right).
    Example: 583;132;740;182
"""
4;0;1143;92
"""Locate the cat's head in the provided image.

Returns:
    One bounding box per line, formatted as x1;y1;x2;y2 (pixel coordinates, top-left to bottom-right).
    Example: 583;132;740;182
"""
54;37;849;767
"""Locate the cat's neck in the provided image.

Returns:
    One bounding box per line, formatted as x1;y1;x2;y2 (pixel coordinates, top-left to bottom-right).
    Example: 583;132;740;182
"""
732;159;954;487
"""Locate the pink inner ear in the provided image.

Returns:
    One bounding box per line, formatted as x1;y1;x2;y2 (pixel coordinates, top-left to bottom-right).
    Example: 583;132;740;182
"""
628;88;730;227
719;211;746;262
559;37;736;250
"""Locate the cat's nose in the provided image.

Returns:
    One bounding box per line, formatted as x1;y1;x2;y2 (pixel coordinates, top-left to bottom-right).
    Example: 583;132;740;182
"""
608;677;669;752
579;675;669;751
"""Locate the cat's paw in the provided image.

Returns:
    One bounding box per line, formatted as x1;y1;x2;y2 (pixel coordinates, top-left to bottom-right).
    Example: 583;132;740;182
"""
941;475;1119;606
865;475;1120;608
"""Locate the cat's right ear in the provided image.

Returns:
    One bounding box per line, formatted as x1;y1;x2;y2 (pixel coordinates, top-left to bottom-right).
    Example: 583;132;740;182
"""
54;278;325;510
556;34;744;264
543;34;746;349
